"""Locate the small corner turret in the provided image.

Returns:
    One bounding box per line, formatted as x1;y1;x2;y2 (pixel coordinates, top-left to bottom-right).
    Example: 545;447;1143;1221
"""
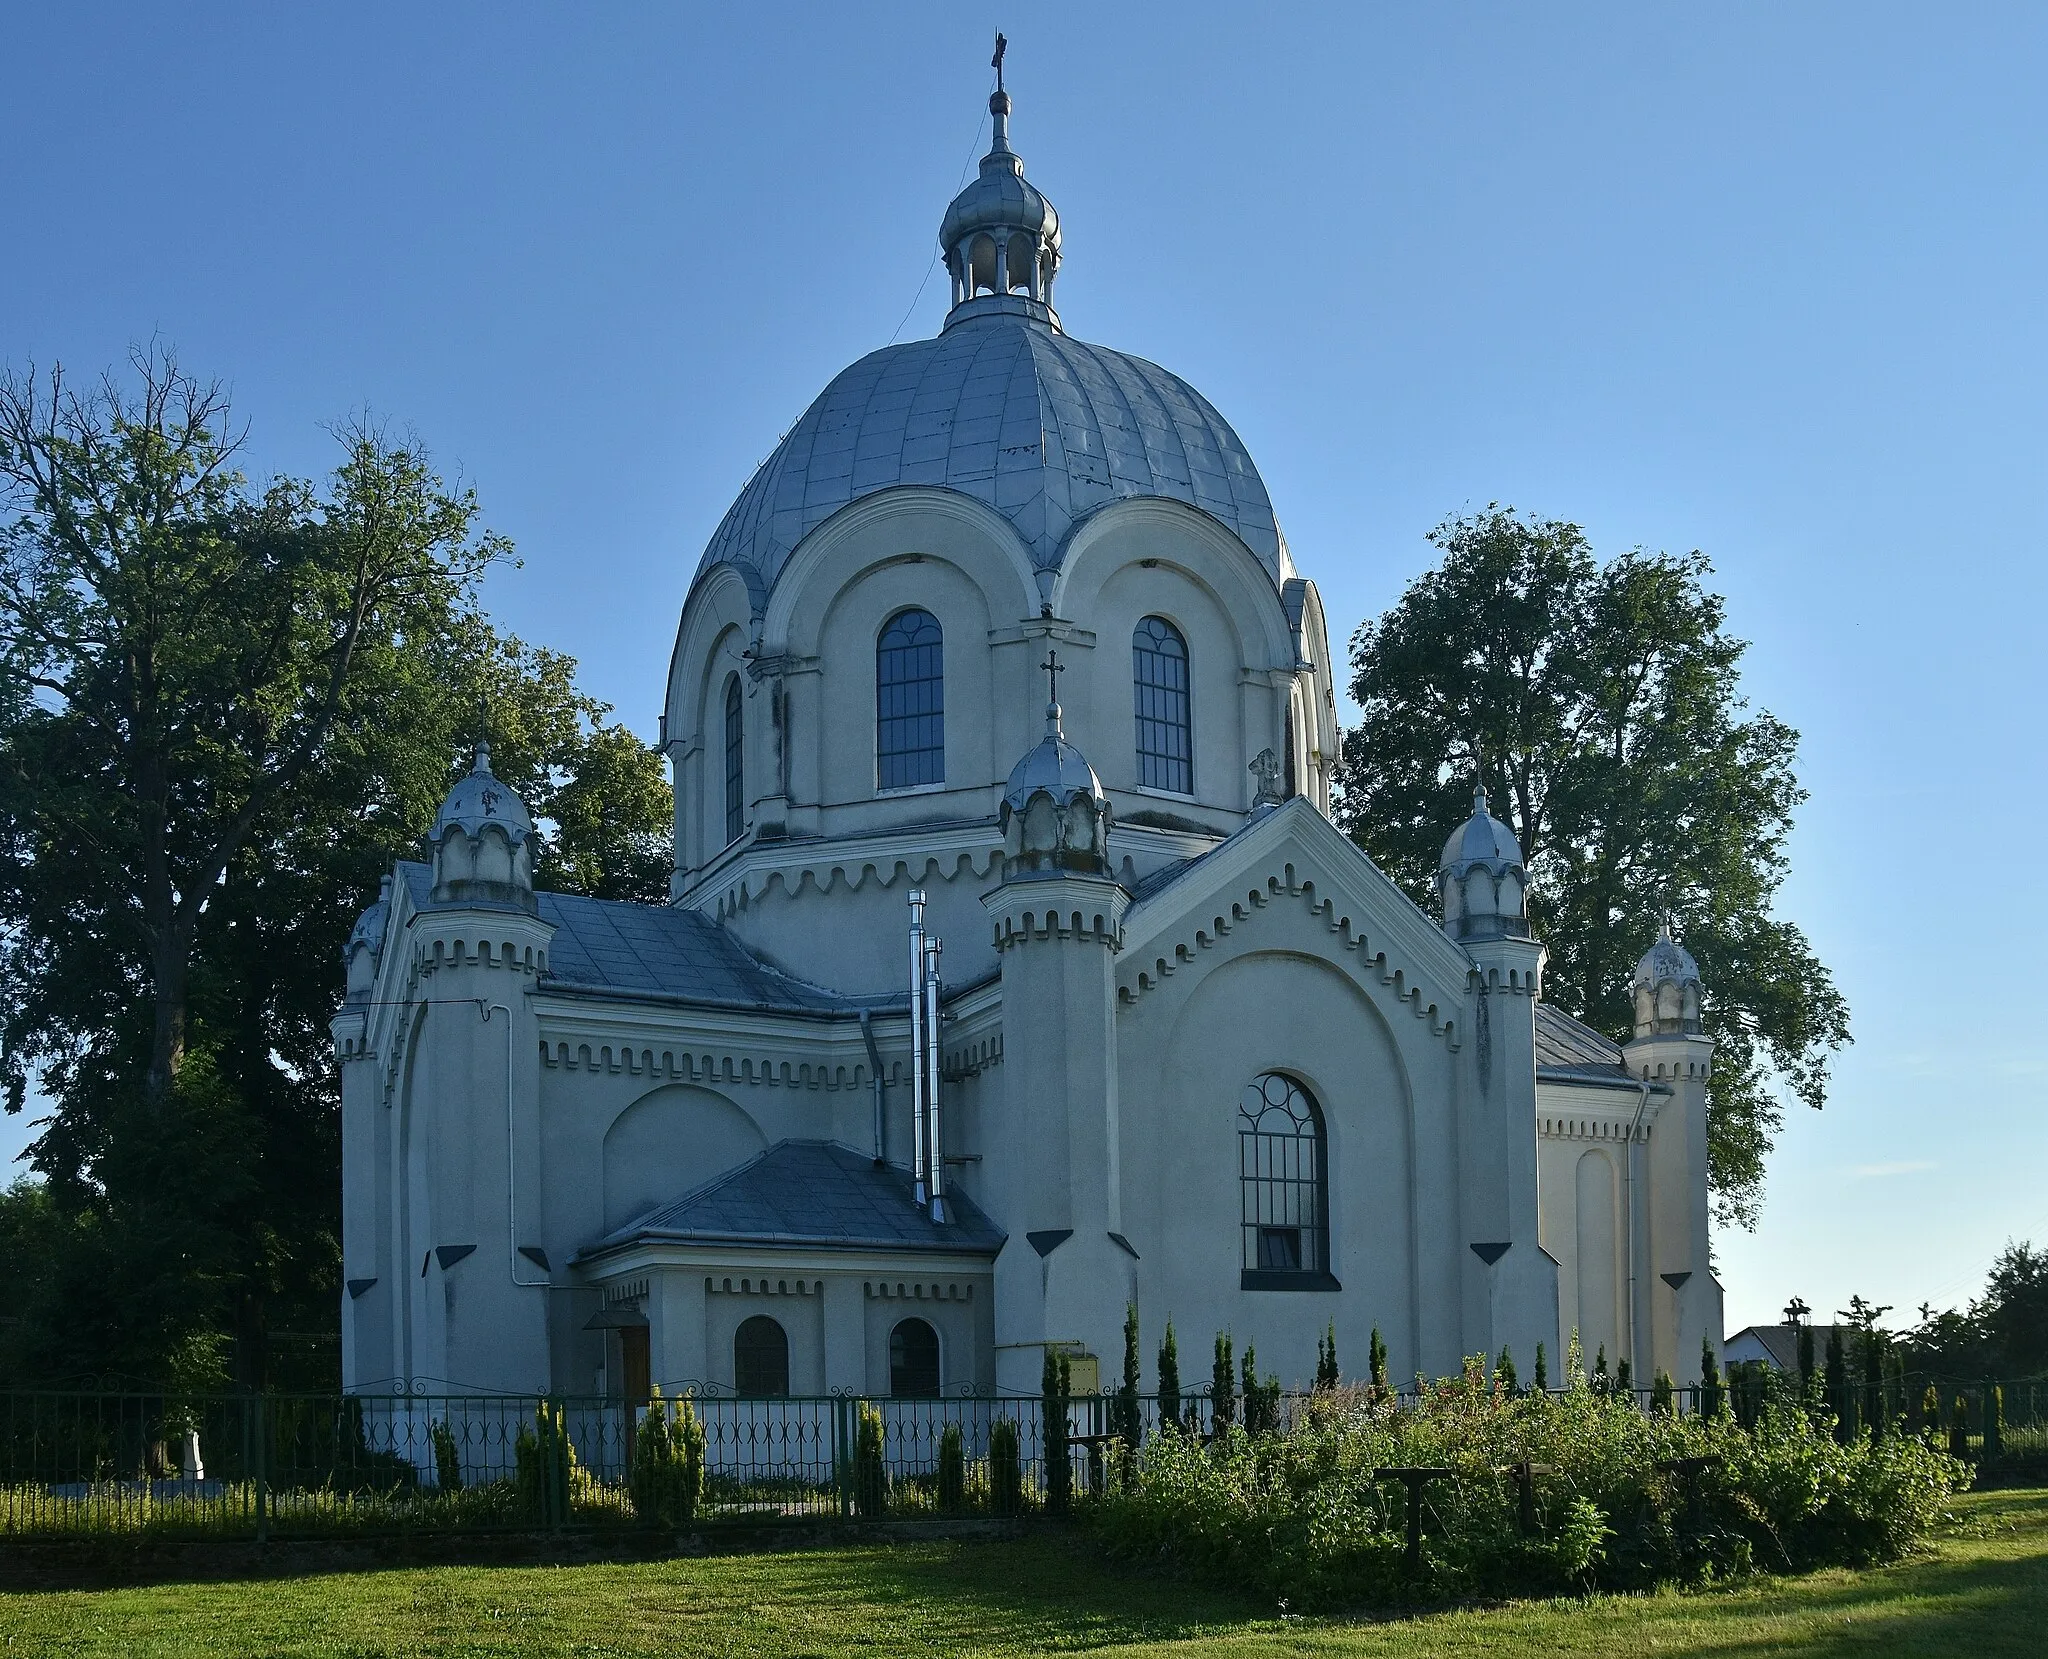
1631;921;1703;1037
429;741;538;911
997;652;1112;881
1437;782;1529;943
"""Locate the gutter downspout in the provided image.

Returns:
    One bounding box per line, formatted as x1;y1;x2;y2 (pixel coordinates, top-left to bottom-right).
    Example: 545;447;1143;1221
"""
858;1008;888;1167
1623;1074;1654;1390
481;1001;548;1289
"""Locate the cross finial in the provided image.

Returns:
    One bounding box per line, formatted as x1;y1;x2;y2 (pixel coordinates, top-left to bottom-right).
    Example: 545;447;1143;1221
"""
1040;649;1065;735
992;31;1007;92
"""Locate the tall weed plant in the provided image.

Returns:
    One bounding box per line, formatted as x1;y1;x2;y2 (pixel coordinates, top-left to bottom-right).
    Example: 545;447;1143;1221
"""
1093;1360;1968;1609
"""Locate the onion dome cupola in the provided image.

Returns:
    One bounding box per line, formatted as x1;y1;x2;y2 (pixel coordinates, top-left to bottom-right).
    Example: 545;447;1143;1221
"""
999;653;1111;878
344;875;392;1000
942;35;1061;328
428;741;538;910
1632;922;1703;1036
1438;782;1530;942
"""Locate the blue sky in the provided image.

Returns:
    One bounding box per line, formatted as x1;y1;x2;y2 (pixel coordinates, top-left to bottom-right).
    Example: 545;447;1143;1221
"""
4;3;2043;1335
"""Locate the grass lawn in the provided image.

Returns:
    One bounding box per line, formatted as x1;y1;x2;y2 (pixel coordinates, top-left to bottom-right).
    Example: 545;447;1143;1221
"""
1;1488;2043;1659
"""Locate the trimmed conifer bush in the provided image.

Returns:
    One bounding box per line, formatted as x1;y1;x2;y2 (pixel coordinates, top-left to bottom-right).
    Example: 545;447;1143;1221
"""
937;1422;965;1513
629;1387;705;1530
853;1403;888;1518
989;1416;1023;1516
1496;1346;1518;1394
1210;1333;1236;1434
1157;1321;1182;1431
430;1419;462;1493
1042;1348;1072;1515
1534;1340;1550;1393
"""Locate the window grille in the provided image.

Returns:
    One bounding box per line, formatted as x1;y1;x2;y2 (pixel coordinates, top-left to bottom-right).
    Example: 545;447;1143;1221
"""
723;674;745;846
877;609;945;789
733;1314;789;1397
1239;1072;1328;1278
889;1317;941;1398
1133;616;1192;793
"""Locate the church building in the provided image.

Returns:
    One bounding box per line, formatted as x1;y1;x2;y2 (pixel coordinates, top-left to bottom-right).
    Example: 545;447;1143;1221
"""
335;69;1721;1404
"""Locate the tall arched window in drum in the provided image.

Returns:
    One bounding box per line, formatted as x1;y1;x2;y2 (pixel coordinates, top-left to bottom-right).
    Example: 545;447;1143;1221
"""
723;673;745;846
877;609;945;789
1239;1073;1329;1283
1133;616;1192;793
889;1317;941;1397
733;1314;789;1397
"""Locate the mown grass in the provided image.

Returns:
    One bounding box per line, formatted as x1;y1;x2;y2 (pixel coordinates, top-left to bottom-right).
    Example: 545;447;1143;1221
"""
0;1488;2042;1658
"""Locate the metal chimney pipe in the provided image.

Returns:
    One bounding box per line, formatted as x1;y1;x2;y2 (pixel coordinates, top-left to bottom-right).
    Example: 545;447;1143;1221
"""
908;889;928;1205
925;934;945;1223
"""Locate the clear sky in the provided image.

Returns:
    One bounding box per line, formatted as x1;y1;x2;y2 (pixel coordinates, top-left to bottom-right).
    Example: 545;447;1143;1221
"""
4;3;2043;1337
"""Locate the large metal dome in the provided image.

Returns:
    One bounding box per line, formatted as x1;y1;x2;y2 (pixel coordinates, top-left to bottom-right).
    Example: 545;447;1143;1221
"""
692;311;1283;614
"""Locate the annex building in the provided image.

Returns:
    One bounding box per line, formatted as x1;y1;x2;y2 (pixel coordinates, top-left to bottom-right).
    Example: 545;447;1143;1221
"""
336;71;1720;1404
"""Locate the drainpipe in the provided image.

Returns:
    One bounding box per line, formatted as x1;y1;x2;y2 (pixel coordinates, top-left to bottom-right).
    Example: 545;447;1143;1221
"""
1623;1074;1654;1390
481;1001;547;1289
925;934;946;1224
909;890;928;1206
858;1008;887;1167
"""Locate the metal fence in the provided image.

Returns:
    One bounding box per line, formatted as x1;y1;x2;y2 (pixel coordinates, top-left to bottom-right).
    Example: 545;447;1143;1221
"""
4;1373;2041;1542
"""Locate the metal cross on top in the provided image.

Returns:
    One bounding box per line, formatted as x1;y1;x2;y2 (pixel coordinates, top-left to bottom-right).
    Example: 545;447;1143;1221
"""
992;31;1007;93
1041;649;1063;705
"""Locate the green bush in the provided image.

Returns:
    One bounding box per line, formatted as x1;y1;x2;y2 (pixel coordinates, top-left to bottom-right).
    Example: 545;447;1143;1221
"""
852;1403;888;1519
629;1388;704;1530
937;1423;965;1513
430;1419;462;1493
1093;1360;1969;1610
989;1417;1023;1516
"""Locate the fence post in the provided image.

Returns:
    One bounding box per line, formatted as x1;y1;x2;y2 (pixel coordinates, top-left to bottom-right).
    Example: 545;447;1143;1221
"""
831;1397;848;1519
252;1394;270;1545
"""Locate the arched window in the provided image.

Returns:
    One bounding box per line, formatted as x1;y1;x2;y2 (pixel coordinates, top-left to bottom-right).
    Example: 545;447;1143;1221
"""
1239;1073;1329;1285
723;674;744;846
889;1317;941;1397
734;1314;789;1397
877;609;945;790
1133;616;1192;794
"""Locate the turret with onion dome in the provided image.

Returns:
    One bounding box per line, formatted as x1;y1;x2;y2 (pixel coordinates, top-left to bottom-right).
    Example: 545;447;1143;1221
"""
998;652;1111;878
428;741;537;910
1632;922;1703;1037
1437;782;1529;943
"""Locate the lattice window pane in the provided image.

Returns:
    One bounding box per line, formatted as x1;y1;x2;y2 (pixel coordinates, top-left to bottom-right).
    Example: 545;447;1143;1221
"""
1133;616;1192;794
723;674;745;846
1239;1072;1328;1275
877;609;945;790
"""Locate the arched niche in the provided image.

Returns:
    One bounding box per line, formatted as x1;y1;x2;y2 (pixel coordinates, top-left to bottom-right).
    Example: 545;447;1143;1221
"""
1575;1149;1620;1368
601;1084;766;1233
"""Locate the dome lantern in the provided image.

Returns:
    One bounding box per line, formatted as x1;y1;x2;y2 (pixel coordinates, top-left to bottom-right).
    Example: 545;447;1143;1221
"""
1632;921;1703;1036
940;35;1062;329
1438;781;1529;942
429;741;538;910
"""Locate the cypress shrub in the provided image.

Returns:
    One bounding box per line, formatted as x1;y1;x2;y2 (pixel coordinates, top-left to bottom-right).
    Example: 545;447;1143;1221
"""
853;1402;888;1518
1369;1325;1390;1397
1241;1342;1280;1435
1798;1321;1817;1399
1157;1321;1182;1432
1042;1349;1072;1515
1616;1357;1634;1396
1496;1346;1518;1394
937;1422;965;1513
430;1419;462;1493
629;1387;705;1530
1700;1338;1725;1419
989;1417;1023;1516
1113;1302;1143;1485
514;1402;587;1525
1651;1369;1675;1415
1985;1383;2004;1461
1593;1345;1610;1393
1825;1328;1850;1441
1317;1322;1341;1390
1920;1384;1941;1443
1534;1341;1550;1393
1210;1334;1236;1434
1948;1394;1970;1461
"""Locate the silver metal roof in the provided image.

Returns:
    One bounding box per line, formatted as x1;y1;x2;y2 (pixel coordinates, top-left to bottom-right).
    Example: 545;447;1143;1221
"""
1534;1003;1637;1087
693;311;1283;613
1440;784;1524;873
580;1139;1006;1258
430;743;534;847
1633;924;1701;989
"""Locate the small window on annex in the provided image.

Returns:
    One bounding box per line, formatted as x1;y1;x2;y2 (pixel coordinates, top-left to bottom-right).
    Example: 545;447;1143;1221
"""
723;673;745;846
734;1314;789;1397
877;609;945;789
1239;1072;1331;1286
1133;616;1192;794
889;1317;941;1397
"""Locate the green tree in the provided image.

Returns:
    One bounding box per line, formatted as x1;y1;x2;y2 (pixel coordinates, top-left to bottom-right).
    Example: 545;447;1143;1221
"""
1156;1320;1182;1430
1316;1321;1340;1390
1112;1301;1142;1482
1041;1348;1072;1515
1338;507;1849;1225
0;351;672;1388
1700;1338;1724;1418
1825;1327;1850;1442
1980;1243;2048;1376
1369;1325;1389;1395
1534;1340;1550;1394
1210;1333;1235;1433
1495;1345;1517;1394
1840;1295;1892;1443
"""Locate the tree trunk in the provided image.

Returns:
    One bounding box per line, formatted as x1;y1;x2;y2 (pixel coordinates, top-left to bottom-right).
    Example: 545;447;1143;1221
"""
145;938;189;1107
